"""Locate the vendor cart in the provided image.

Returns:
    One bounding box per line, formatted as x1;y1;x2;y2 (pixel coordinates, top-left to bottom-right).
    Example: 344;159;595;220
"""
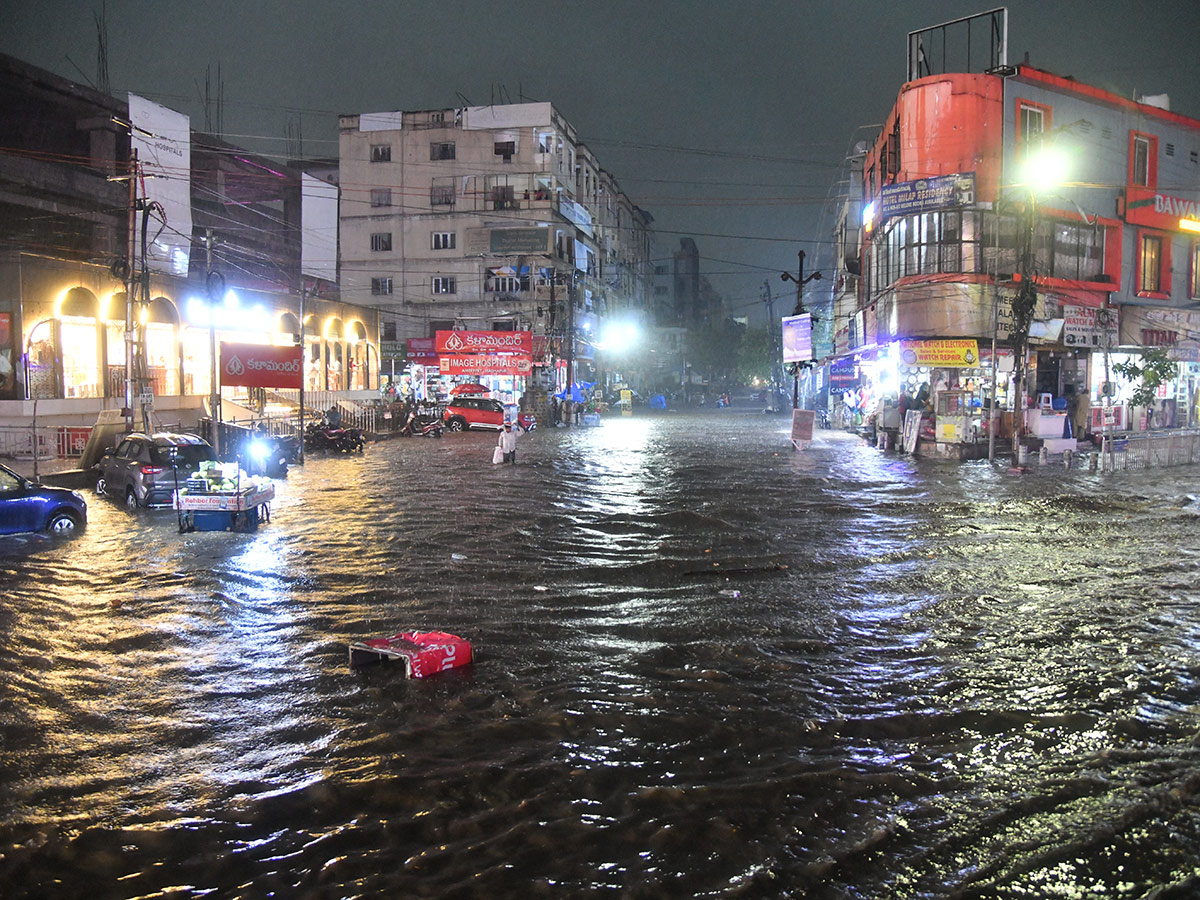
174;482;275;533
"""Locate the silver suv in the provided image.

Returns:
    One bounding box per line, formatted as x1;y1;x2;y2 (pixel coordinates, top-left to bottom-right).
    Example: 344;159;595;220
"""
96;433;217;509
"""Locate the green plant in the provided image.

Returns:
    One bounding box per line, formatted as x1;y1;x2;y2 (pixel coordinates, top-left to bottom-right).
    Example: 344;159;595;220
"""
1111;348;1177;409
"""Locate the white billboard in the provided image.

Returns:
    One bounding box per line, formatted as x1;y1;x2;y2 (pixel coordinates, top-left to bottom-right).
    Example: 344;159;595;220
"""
782;314;814;363
301;174;338;283
128;94;192;275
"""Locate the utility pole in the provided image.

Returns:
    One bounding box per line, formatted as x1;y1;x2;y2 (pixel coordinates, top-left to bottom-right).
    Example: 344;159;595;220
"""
205;230;221;457
762;279;779;411
297;280;306;465
566;272;576;425
1010;196;1039;466
123;149;138;434
780;250;821;410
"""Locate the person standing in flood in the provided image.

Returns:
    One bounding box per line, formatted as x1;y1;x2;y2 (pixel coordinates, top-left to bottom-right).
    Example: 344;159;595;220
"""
497;421;519;464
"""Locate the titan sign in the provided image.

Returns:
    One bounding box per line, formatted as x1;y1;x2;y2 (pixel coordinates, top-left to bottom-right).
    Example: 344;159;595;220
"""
435;330;532;355
219;342;303;389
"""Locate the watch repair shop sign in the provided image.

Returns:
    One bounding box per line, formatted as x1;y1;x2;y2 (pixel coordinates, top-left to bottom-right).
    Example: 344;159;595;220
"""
219;342;303;389
899;339;980;367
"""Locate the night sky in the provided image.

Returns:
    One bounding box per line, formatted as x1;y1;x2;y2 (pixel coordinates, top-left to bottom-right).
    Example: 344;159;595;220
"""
3;1;1198;324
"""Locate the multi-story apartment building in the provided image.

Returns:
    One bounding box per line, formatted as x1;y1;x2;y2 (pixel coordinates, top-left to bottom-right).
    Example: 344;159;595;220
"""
829;10;1200;453
338;102;652;395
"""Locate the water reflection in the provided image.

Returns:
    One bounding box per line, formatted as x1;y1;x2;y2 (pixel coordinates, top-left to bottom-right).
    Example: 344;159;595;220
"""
3;413;1200;897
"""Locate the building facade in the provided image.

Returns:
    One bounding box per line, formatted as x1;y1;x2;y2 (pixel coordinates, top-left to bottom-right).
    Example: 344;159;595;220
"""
0;53;379;436
833;43;1200;450
338;102;652;397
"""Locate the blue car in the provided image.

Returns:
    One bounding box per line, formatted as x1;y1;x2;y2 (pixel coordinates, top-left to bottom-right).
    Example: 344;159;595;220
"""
0;463;87;536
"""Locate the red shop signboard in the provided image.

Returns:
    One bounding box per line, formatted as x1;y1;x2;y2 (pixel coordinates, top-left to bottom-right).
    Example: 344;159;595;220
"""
219;342;302;389
439;355;533;376
435;330;532;356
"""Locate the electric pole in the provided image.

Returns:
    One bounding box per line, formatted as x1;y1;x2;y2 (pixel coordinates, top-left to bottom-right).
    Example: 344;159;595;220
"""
780;250;821;410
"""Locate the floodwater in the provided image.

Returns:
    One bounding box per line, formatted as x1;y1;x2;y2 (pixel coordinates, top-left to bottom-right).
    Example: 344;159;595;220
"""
2;411;1200;899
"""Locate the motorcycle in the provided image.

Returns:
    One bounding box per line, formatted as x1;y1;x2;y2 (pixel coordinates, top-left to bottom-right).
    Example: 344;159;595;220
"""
237;430;294;478
404;408;443;438
304;421;365;453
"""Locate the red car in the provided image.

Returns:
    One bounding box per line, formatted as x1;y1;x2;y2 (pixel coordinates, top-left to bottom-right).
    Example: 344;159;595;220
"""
442;397;505;431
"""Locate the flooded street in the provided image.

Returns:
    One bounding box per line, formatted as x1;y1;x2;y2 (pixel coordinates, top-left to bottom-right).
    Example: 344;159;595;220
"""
3;410;1200;898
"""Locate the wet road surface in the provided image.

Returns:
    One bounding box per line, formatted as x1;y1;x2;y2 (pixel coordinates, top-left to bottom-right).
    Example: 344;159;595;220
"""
2;411;1200;898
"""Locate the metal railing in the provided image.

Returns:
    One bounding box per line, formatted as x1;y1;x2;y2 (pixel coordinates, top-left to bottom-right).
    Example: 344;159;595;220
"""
0;424;93;460
1098;429;1200;472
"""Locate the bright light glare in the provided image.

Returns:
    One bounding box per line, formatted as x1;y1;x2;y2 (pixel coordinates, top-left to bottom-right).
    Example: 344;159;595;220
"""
595;322;640;352
1022;145;1070;194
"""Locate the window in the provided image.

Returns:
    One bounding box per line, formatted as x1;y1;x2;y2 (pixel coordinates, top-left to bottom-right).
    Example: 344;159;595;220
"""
430;111;445;126
370;143;391;162
430;141;456;160
370;188;392;208
382;321;397;341
1191;244;1200;300
431;277;456;295
1138;232;1167;295
494;141;515;162
371;277;393;295
1017;100;1051;154
1130;132;1157;187
370;232;392;252
536;131;553;154
432;232;456;250
430;184;454;206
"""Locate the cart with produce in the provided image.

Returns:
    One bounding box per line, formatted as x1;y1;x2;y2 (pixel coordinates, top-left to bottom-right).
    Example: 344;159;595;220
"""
172;461;275;533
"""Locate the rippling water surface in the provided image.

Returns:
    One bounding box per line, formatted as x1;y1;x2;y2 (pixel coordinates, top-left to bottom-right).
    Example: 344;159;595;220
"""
3;412;1200;898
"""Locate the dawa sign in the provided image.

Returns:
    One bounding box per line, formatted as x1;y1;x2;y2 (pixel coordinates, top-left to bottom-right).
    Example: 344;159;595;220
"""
1124;186;1200;231
435;330;532;356
219;342;302;389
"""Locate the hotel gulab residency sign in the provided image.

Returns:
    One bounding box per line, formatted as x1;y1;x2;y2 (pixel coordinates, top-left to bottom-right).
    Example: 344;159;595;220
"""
1123;186;1200;231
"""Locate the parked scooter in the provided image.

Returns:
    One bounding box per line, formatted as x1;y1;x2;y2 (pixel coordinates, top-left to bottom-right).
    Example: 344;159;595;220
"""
304;421;365;453
403;407;443;438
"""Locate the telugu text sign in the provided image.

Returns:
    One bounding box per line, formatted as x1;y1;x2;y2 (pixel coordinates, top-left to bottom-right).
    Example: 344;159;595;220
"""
219;343;303;389
436;330;533;356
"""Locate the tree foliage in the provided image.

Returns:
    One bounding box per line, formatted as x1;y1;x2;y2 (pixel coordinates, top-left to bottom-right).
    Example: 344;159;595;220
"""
1112;347;1177;409
736;327;773;385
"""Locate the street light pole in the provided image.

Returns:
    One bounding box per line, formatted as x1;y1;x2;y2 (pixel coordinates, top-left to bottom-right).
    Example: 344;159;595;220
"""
780;250;822;410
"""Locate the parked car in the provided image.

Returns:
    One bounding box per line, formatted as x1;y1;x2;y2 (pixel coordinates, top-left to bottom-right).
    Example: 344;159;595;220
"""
0;463;87;536
442;397;505;431
95;432;218;509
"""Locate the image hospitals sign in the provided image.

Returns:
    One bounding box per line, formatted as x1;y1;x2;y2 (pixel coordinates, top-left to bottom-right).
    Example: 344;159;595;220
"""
219;342;303;389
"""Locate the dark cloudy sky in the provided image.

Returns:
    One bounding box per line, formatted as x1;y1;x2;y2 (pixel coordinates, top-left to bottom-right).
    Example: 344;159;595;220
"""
3;1;1198;322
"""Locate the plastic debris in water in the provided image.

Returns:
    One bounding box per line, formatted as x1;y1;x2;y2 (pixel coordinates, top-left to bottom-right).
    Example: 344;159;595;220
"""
718;589;741;598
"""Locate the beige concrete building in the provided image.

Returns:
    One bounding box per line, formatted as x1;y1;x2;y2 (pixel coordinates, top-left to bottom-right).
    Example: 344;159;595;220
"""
338;102;653;384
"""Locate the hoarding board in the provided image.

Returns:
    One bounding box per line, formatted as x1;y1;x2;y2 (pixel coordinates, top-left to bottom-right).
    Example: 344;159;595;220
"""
439;355;533;377
436;330;532;356
898;339;980;367
879;173;975;222
219;343;303;389
781;314;813;363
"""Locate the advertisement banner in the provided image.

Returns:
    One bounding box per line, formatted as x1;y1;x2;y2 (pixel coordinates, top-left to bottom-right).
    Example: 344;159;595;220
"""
219;343;303;389
301;173;338;283
128;94;192;276
1062;305;1118;349
406;337;438;361
781;314;813;363
439;355;533;376
1123;186;1200;231
898;339;980;367
880;173;975;222
436;330;532;356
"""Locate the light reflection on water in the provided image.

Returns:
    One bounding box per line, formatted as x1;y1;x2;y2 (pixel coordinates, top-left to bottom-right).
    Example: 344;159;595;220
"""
2;413;1200;898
